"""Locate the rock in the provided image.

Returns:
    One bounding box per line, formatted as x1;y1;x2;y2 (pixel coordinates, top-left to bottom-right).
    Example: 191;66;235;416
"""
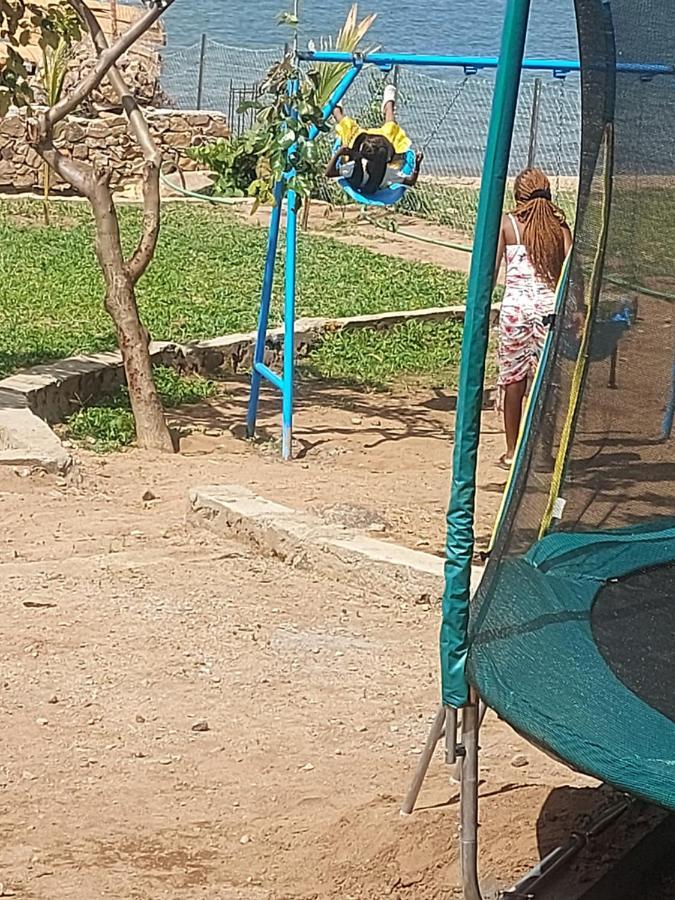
135;714;146;724
239;834;252;845
367;522;387;533
141;489;156;502
510;754;530;768
47;695;58;704
351;416;363;425
36;718;49;726
191;720;210;733
301;763;314;771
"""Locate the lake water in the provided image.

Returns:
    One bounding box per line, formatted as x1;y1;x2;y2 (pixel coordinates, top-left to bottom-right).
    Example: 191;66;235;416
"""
159;1;582;179
164;0;579;59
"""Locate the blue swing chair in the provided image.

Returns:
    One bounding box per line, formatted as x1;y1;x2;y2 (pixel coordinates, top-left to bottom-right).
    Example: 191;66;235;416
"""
333;138;416;207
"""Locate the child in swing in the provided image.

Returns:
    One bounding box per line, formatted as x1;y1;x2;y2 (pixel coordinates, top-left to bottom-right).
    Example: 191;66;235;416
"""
494;168;573;468
325;85;424;195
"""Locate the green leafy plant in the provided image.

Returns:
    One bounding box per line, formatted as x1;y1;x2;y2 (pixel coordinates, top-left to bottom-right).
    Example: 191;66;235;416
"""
240;53;329;208
312;4;378;107
40;29;75;224
0;1;80;115
187;129;267;197
67;367;216;451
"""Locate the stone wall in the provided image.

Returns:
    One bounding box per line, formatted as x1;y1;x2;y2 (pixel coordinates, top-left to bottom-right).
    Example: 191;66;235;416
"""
0;108;228;194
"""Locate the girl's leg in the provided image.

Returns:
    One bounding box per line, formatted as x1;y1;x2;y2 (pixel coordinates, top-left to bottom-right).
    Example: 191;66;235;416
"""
382;84;397;123
503;378;528;461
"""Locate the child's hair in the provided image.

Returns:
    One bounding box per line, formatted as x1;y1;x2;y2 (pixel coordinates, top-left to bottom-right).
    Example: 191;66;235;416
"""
347;133;394;195
513;168;568;290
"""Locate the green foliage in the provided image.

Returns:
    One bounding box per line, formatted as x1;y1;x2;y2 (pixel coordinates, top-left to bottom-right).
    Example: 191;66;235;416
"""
312;4;378;106
187;129;267;197
242;54;329;207
0;1;80;115
67;366;216;451
151;366;216;408
304;319;465;388
68;405;136;452
0;200;467;378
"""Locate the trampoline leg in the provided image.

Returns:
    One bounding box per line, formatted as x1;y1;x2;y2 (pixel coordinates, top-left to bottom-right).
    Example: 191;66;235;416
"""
460;690;484;900
400;706;447;816
608;346;618;389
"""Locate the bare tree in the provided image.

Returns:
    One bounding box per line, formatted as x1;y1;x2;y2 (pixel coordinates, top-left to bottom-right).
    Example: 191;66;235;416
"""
24;0;177;452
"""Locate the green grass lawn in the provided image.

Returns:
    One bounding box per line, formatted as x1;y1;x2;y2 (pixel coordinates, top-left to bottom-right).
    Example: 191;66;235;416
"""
0;200;468;379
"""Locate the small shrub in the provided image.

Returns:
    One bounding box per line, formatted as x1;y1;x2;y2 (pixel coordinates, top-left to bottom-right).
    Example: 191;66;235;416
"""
68;406;136;452
152;366;215;408
67;367;216;452
187;130;267;198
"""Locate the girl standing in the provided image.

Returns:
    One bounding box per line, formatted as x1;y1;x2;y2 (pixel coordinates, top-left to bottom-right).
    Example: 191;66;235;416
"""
494;168;573;466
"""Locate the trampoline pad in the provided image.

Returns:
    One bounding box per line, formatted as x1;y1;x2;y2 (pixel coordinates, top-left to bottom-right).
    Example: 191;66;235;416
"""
592;562;675;722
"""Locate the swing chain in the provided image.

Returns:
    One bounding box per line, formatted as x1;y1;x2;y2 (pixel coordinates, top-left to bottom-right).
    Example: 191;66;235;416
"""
420;74;470;152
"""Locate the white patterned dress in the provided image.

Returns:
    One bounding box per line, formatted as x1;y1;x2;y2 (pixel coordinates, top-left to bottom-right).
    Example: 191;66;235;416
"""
497;214;556;403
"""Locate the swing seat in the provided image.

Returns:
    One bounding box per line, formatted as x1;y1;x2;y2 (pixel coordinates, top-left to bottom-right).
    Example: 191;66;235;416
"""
561;303;634;363
334;140;416;207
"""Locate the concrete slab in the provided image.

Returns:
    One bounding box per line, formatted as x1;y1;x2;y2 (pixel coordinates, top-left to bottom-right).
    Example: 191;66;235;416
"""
189;483;484;603
0;407;71;473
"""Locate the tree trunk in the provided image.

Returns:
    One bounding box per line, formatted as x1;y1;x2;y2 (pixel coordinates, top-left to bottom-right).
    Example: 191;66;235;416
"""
91;176;173;453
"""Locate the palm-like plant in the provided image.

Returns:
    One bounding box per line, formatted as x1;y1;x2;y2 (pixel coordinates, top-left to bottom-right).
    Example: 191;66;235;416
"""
41;34;73;224
314;4;378;107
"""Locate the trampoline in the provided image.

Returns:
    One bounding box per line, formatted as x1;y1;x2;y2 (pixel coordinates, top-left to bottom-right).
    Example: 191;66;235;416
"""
469;521;675;810
402;0;675;895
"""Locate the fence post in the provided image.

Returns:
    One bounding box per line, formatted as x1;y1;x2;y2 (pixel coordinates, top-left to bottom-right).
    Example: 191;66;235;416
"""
527;76;542;168
196;33;207;110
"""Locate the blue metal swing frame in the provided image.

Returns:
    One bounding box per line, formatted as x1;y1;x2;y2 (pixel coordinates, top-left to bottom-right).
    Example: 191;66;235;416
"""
245;51;673;461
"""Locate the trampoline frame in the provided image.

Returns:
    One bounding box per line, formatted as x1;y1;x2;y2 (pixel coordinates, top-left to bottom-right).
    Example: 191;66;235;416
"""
402;0;675;896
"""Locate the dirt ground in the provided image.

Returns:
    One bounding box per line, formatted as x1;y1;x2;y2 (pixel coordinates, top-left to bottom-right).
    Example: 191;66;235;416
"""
0;381;663;900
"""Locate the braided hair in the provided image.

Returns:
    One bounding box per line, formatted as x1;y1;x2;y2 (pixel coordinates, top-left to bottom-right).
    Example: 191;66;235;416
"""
512;168;568;290
347;133;394;195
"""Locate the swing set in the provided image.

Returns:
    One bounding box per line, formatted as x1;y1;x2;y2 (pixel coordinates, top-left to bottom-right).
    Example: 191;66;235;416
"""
245;50;587;459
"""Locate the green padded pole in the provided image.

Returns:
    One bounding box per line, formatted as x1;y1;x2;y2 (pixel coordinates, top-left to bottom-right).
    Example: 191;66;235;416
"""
440;0;533;708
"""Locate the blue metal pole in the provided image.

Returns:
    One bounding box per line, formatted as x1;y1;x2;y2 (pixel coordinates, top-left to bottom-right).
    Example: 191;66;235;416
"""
282;187;298;460
278;65;362;459
247;179;284;439
440;0;533;709
298;50;673;77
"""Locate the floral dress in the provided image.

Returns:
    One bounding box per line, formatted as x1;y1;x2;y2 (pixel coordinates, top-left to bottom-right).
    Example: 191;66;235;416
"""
497;214;556;403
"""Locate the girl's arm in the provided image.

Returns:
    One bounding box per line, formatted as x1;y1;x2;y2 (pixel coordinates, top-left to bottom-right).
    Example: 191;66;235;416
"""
325;146;350;179
493;217;506;291
402;151;424;187
563;223;573;256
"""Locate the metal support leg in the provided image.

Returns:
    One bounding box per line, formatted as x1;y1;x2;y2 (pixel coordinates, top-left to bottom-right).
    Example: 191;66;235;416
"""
400;706;447;816
608;346;618;389
246;180;284;439
460;690;483;900
282;188;298;460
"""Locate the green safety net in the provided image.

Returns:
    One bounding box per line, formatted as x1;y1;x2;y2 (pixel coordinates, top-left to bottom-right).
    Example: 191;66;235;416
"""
444;0;675;809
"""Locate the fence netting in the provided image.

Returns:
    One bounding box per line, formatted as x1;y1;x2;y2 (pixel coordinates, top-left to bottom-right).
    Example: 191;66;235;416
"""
161;39;581;236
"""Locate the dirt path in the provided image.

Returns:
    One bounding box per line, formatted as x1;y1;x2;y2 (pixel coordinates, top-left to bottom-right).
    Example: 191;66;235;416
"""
1;384;650;900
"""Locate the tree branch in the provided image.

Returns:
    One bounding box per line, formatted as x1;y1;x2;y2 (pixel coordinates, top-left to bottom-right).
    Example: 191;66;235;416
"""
26;117;95;198
68;0;165;282
46;0;177;127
